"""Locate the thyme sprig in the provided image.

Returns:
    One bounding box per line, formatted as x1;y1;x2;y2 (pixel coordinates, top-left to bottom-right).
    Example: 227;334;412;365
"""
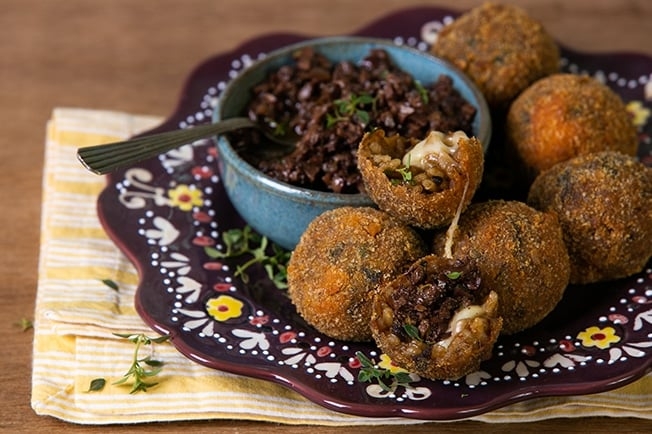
414;80;429;104
402;323;422;342
111;333;170;394
15;317;33;331
355;351;412;392
326;92;375;128
397;154;414;184
389;154;415;186
205;226;291;289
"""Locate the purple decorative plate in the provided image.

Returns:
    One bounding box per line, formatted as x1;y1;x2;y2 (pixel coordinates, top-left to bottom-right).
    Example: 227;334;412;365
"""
97;7;652;420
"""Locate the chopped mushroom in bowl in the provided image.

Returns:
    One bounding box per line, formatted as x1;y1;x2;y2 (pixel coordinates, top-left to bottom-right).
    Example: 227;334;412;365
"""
214;36;490;250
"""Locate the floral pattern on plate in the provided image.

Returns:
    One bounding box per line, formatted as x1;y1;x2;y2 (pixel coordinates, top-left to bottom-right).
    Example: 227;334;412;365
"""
98;6;652;420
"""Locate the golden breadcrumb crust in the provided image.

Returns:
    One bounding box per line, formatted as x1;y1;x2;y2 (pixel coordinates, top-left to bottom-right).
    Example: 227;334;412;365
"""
370;255;502;380
287;206;427;341
507;73;638;178
528;151;652;284
432;200;570;334
432;2;559;109
357;129;484;229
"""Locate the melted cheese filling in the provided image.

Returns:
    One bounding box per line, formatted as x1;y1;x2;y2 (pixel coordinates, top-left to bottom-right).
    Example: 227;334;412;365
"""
437;304;486;349
402;130;468;170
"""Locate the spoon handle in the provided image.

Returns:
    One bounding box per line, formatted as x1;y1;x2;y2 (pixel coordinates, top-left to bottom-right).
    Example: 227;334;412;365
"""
77;117;258;175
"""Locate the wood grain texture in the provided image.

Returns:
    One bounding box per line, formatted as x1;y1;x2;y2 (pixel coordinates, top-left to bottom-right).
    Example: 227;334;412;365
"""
1;0;650;432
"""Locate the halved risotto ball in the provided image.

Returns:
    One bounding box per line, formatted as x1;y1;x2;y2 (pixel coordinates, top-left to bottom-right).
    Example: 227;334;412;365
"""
357;129;484;229
432;200;570;334
287;206;427;341
506;73;638;178
431;2;559;109
370;255;502;380
528;151;652;284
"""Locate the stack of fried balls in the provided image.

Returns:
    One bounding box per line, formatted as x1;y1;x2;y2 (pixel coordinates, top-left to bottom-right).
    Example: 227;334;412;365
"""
285;3;651;380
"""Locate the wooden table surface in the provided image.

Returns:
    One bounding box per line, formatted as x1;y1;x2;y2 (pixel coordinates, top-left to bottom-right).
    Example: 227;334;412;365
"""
1;0;650;432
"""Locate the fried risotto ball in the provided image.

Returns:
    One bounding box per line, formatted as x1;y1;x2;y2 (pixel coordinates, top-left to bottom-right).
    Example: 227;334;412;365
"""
287;206;427;341
432;200;570;334
370;255;502;380
431;2;559;109
507;73;638;177
358;129;484;229
528;151;652;284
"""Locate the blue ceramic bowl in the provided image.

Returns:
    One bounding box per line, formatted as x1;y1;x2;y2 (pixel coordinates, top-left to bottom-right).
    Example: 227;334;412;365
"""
214;36;491;250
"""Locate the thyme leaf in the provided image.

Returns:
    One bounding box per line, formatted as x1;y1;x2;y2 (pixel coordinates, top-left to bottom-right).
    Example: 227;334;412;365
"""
397;154;414;184
390;154;414;185
205;226;291;289
414;80;429;104
355;351;412;392
446;271;462;280
15;318;33;331
327;92;376;128
403;323;422;342
271;120;289;137
112;333;170;394
101;278;119;291
87;378;106;392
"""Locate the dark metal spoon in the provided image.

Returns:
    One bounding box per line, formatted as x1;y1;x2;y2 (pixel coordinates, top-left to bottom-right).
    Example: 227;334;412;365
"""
77;117;296;175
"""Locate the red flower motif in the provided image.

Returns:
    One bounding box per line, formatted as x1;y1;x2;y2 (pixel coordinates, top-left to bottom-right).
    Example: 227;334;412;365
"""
521;345;536;357
608;313;629;324
348;357;361;369
191;165;214;179
204;261;224;270
559;339;575;352
192;211;213;223
317;346;331;357
212;282;232;292
193;236;215;246
279;331;297;343
250;315;269;326
632;296;650;304
207;147;218;158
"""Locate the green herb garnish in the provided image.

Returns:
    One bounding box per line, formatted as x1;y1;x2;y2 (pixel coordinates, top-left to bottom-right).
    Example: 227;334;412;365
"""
396;154;414;184
356;351;412;392
414;80;429;104
16;318;33;331
101;278;119;291
402;323;422;342
271;120;289;138
326;92;375;127
389;154;415;186
112;333;170;394
87;378;106;392
446;271;462;280
205;226;291;289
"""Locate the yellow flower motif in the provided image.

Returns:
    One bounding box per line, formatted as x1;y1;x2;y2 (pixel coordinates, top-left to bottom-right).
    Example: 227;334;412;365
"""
206;295;244;322
378;353;408;374
577;326;621;350
168;184;203;211
626;100;651;128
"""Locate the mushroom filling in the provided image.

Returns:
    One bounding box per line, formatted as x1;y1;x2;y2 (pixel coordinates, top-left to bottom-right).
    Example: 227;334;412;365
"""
372;130;470;192
387;257;481;345
232;47;476;195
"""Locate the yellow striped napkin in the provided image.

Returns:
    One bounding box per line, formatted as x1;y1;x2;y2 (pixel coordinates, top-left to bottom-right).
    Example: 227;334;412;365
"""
32;107;652;425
